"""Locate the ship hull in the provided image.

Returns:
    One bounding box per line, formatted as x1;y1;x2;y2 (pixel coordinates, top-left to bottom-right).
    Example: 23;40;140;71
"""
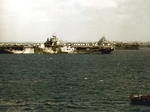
0;47;13;54
99;48;114;54
130;94;150;105
130;98;150;105
5;50;24;54
66;46;114;54
0;46;24;54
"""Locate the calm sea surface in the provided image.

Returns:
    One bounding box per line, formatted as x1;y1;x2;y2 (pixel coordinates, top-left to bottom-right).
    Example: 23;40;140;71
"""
0;49;150;112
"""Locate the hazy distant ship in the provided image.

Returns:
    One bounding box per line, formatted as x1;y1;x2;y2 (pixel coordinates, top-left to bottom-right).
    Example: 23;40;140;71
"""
115;42;140;50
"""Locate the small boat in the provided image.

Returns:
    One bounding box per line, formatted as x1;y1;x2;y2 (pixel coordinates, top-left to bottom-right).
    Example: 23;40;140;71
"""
129;93;150;105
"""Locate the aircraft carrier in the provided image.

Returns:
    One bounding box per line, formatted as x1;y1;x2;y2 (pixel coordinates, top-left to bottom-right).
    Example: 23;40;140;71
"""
0;35;114;54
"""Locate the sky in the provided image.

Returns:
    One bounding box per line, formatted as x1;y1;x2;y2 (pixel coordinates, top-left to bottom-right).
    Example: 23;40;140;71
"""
0;0;150;42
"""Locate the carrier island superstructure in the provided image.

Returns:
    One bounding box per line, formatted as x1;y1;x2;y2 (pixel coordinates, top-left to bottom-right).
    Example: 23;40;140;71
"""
0;35;114;54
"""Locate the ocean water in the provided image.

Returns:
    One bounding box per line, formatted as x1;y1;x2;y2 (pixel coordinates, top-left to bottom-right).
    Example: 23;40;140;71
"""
0;48;150;112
